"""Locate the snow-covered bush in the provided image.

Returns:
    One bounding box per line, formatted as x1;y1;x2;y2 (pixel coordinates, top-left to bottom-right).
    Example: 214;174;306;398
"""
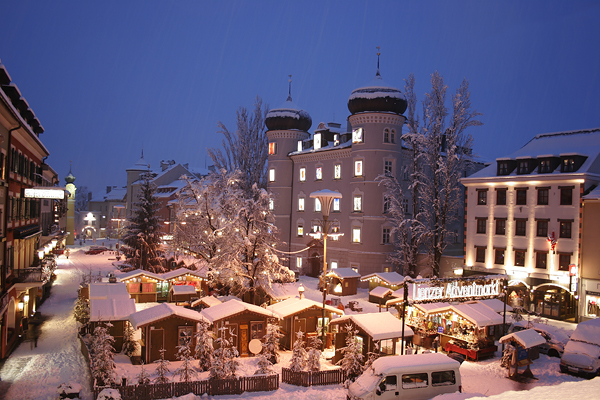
210;326;240;379
153;348;171;384
74;296;90;328
254;354;275;375
288;330;307;372
337;324;364;386
306;335;322;372
90;323;117;387
174;332;198;383
194;319;214;371
261;319;283;364
96;388;122;400
121;321;139;357
57;382;82;399
136;362;151;385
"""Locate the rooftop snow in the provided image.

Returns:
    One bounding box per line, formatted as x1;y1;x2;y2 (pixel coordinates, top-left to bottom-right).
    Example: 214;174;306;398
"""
330;312;413;341
369;286;394;299
200;299;278;323
191;296;222;308
371;353;459;375
117;269;164;282
89;283;131;300
361;271;404;286
325;267;361;279
500;328;546;348
128;303;207;330
90;298;136;322
170;285;197;295
267;297;344;319
162;267;207;280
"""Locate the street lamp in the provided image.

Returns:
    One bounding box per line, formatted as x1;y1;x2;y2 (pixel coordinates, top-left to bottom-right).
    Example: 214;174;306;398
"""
309;189;343;349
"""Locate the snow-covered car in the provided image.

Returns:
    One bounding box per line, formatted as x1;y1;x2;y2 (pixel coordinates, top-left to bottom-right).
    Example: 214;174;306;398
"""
85;246;108;255
560;318;600;379
509;322;567;357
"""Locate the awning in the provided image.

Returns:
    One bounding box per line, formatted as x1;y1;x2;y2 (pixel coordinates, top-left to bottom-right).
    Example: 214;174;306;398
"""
13;224;41;240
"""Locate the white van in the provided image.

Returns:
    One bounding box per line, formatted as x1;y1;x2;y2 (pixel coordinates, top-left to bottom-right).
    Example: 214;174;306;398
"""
560;318;600;379
347;353;462;400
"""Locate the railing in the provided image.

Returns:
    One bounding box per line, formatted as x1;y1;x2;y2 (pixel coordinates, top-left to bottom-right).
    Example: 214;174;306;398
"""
13;267;47;283
281;367;346;387
92;374;279;400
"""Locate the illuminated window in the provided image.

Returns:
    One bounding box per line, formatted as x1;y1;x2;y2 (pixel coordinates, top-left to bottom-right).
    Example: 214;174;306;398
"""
332;198;340;212
299;167;306;182
352;127;363;143
316;167;322;180
297;140;303;152
315;198;321;212
334;164;341;179
268;198;274;211
314;133;322;150
353;195;362;212
539;159;552;173
354;160;363;177
352;228;361;243
297;225;304;237
296;257;302;270
562;158;575;172
298;197;305;211
559;220;572;238
268;142;277;155
269;168;275;182
331;261;338;269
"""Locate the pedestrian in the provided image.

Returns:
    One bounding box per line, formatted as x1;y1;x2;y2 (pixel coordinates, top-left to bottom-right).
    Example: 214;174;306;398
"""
433;335;440;353
65;249;70;259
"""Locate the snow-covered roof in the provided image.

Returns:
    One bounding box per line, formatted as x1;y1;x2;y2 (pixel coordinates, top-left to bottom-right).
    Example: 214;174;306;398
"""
88;283;131;300
369;286;393;299
348;76;406;101
360;272;404;286
583;185;600;200
500;328;546;349
371;353;459;376
161;267;207;280
263;282;298;301
330;312;413;341
479;298;513;313
191;296;222;308
170;285;197;295
117;269;164;282
569;316;600;346
200;299;278;323
267;297;344;319
128;303;207;330
412;301;503;328
412;302;453;313
326;268;361;279
90;298;136;322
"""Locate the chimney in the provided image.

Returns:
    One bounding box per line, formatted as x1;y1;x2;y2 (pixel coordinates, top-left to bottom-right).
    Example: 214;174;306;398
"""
106;186;112;194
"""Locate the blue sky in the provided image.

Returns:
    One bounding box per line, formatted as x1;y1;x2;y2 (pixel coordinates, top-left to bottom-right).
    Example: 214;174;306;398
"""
1;1;599;196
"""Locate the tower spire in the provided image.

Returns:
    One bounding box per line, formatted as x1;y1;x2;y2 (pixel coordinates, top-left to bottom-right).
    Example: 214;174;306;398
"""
287;74;292;101
376;46;381;77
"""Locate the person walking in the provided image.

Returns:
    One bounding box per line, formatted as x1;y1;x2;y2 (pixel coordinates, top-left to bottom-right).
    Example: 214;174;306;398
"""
65;249;70;259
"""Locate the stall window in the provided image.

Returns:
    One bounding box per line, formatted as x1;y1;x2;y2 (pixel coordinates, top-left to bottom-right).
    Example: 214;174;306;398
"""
178;326;193;346
558;254;571;271
379;339;394;355
536;252;547;269
560;187;573;205
432;371;456;386
559;221;572;238
536;220;548;237
496;189;507;205
402;373;429;389
250;322;265;339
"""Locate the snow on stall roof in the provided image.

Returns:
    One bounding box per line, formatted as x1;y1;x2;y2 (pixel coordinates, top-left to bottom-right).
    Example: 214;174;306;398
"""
263;282;300;301
371;353;459;375
451;302;504;327
90;298;136;322
161;267;206;280
369;286;393;299
200;299;278;323
413;302;453;313
190;296;222;308
325;267;360;279
88;283;131;300
500;328;546;349
569;316;600;346
267;297;344;319
117;269;163;282
128;303;207;330
360;271;404;286
330;312;413;341
479;298;513;313
170;285;197;295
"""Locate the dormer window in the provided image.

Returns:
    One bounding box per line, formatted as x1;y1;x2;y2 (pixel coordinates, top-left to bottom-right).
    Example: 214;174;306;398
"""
497;160;513;176
560;155;587;173
539;159;552;173
517;160;532;174
314;133;322;150
562;158;575;172
297;140;303;152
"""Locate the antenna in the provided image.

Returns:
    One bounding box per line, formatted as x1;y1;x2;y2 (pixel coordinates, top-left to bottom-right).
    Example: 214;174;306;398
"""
376;46;381;77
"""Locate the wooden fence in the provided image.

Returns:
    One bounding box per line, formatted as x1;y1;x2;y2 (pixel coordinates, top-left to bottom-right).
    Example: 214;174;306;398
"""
281;368;346;387
92;375;279;399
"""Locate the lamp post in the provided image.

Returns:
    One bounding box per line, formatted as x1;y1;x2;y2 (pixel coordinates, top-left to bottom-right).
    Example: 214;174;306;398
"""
309;189;343;349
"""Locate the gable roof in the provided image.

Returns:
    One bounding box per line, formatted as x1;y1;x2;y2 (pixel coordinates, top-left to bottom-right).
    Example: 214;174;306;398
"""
200;299;278;323
89;283;131;300
90;298;136;322
117;269;164;282
129;303;207;330
330;312;414;341
325;268;361;279
191;296;222;308
500;328;546;349
361;272;404;286
162;267;207;280
170;285;197;295
267;297;344;319
369;286;394;299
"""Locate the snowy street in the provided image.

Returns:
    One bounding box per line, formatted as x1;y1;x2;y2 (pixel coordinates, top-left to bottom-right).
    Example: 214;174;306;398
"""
0;242;598;400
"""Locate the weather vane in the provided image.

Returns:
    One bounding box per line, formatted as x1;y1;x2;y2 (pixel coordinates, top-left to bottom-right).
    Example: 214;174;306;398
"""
288;74;292;101
376;46;381;76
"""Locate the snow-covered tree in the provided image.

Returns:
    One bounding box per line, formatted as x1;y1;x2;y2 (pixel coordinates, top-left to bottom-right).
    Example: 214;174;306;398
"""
254;354;275;375
306;335;322;372
174;169;294;304
337;324;364;386
210;326;240;380
153;348;171;384
207;96;269;193
75;185;89;212
261;319;283;364
136;361;151;385
74;296;90;327
173;332;198;383
90;322;117;387
289;331;307;372
364;341;380;371
123;171;164;272
121;321;139;357
194;319;214;371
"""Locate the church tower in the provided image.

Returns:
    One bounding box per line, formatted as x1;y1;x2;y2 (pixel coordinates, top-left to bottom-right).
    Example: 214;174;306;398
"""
64;168;76;245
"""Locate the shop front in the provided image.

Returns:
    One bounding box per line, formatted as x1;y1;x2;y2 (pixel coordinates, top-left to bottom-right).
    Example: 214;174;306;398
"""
531;283;577;320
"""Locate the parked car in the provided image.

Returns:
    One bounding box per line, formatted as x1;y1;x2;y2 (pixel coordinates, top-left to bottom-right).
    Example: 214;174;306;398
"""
560;318;600;379
85;246;108;255
509;321;567;357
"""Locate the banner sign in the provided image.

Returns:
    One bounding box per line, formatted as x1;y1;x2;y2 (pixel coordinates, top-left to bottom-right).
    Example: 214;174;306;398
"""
413;279;502;302
24;188;65;200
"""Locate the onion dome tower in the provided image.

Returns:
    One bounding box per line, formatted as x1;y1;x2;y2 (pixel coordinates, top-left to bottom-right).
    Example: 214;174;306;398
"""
266;82;312;132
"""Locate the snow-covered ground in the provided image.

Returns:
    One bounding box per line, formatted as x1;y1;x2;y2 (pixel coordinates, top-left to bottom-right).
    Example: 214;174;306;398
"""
1;241;598;400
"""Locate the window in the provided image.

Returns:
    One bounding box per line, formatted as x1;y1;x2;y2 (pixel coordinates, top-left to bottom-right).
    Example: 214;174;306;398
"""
314;198;321;212
536;251;547;269
476;218;487;234
250;322;265;339
494;248;505;265
562;158;575;172
383;128;390;143
313;133;322;150
178;326;194;346
315;167;322;180
297;140;303;152
495;218;506;235
334;164;341;179
354;160;363;177
331;261;338;269
268;142;277;155
402;373;428;389
379;339;394;355
559;221;572;238
402;198;409;214
515;219;527;236
352;127;363;143
498;161;510;175
432;371;456;387
539;159;552;173
536;220;548;237
515;250;526;267
382;228;391;244
476;246;486;263
477;190;487;205
332;198;340;212
352;227;361;243
268;198;274;211
269;168;275;182
299;167;306;182
496;189;507;205
297;225;304;237
517;160;530;174
559;254;571;271
384;160;393;176
383;195;391;213
296;257;302;270
537;188;549;205
516;188;527;205
298;197;305;211
353;195;362;212
390;129;396;144
560;187;573;205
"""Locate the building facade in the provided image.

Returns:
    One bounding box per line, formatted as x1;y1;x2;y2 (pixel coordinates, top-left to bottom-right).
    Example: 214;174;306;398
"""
462;128;600;321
